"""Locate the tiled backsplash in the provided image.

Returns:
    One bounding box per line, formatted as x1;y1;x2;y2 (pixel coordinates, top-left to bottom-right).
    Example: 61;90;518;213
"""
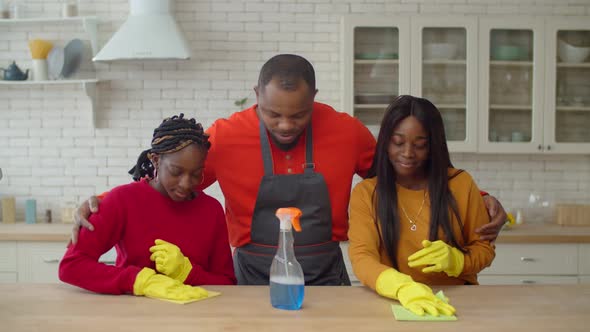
1;0;590;222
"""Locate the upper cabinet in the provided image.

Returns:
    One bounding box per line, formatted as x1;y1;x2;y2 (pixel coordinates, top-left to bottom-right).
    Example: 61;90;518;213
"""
342;16;478;152
342;15;590;154
478;17;545;153
411;16;478;152
544;18;590;153
479;17;590;153
341;16;410;137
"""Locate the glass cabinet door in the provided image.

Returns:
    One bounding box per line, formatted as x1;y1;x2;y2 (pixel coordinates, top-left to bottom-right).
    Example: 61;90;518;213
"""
478;18;544;153
544;19;590;153
342;17;410;137
411;17;477;152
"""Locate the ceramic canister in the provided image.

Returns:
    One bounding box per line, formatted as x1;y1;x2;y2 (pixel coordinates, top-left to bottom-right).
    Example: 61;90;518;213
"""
1;197;16;223
32;59;48;81
25;199;36;224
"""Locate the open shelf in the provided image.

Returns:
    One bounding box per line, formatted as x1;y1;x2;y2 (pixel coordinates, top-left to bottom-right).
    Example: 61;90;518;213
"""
0;16;98;56
0;79;102;127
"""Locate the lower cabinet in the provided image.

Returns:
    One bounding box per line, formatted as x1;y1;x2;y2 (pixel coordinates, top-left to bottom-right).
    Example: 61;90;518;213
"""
480;243;581;285
479;275;579;285
0;240;116;283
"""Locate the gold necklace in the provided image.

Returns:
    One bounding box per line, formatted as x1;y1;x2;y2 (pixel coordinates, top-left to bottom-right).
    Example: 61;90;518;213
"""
399;191;426;231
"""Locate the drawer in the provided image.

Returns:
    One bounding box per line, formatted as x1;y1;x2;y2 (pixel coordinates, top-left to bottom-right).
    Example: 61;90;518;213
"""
0;241;17;272
0;272;18;283
580;276;590;284
481;244;578;275
479;275;579;285
17;241;67;283
339;241;359;282
579;244;590;275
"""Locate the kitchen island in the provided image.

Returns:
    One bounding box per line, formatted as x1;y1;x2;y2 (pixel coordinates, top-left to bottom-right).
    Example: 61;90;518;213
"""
1;283;588;332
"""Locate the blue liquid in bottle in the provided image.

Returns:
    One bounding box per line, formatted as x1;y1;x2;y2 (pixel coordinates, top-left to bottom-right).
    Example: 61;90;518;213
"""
270;277;304;310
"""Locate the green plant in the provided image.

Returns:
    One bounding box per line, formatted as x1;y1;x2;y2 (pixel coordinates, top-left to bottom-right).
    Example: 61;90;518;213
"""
234;97;248;109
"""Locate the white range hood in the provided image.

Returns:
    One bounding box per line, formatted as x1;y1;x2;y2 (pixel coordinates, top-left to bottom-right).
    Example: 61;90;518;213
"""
93;0;191;61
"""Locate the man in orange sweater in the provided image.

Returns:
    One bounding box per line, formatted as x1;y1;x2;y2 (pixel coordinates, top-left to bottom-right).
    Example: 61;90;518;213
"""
72;54;507;285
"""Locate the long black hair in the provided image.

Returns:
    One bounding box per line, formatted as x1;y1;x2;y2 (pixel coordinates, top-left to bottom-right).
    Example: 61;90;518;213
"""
128;113;210;181
367;95;465;269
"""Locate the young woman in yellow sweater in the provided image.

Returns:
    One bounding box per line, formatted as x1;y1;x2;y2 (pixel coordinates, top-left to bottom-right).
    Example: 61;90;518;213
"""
348;95;495;316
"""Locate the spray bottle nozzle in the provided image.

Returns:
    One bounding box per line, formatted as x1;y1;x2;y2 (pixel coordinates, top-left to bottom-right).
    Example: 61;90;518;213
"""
275;207;302;232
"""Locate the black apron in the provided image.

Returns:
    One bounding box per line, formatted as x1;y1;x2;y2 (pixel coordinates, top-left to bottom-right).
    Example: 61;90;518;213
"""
232;119;351;286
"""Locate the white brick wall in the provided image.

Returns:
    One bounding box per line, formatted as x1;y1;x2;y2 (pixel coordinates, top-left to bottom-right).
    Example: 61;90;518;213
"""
1;0;590;223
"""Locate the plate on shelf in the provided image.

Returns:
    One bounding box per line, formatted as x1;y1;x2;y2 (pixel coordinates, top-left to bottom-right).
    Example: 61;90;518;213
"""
355;53;398;60
46;45;64;80
61;39;84;78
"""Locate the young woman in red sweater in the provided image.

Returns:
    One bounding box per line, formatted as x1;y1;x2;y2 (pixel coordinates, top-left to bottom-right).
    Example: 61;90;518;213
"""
59;114;236;302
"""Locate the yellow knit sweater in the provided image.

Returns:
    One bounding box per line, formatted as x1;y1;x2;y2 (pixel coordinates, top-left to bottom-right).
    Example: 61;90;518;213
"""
348;168;495;288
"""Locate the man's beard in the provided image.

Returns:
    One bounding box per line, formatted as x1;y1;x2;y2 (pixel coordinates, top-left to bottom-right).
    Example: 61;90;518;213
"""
270;132;302;151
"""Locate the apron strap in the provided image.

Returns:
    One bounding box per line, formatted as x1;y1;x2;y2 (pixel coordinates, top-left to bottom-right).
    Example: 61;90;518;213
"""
259;117;314;176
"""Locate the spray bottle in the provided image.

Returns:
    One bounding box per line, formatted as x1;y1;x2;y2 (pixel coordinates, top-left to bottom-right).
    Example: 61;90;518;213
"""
270;207;304;310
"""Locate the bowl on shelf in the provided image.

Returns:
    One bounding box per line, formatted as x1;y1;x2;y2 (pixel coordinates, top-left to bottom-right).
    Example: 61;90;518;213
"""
423;43;456;60
492;45;527;61
355;93;397;105
558;39;590;63
355;52;398;60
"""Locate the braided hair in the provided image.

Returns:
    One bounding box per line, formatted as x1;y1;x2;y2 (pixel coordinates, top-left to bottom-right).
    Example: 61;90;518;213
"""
128;113;210;181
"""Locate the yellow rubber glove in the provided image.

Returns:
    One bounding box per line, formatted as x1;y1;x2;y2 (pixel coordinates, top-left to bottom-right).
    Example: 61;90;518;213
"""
149;239;192;282
376;268;456;316
407;240;465;277
133;268;208;301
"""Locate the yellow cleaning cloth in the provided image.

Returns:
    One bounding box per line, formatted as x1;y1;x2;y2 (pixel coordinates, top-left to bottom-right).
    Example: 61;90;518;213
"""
391;291;457;321
147;290;221;304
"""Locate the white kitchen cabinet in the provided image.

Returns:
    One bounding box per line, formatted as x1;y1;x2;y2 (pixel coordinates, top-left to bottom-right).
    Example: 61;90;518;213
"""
479;243;579;285
579;244;590;281
0;239;116;283
410;16;479;152
478;17;545;153
341;16;411;137
543;18;590;153
479;275;579;285
342;16;478;152
339;241;361;286
17;241;67;283
0;241;17;283
478;17;590;153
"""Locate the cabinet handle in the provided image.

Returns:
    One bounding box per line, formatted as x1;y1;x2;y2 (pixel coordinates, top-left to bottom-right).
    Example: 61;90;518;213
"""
537;145;543;150
520;280;536;284
520;257;535;262
42;258;60;263
546;145;551;151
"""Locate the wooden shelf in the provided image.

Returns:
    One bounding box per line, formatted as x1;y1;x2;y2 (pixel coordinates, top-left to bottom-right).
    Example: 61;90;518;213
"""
557;62;590;68
354;104;388;109
490;104;532;110
556;106;590;112
490;60;533;67
0;16;98;56
423;59;466;65
354;59;399;65
437;103;465;109
0;79;102;127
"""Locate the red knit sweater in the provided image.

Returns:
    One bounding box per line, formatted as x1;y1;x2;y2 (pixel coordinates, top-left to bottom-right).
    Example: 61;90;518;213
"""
59;179;236;294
